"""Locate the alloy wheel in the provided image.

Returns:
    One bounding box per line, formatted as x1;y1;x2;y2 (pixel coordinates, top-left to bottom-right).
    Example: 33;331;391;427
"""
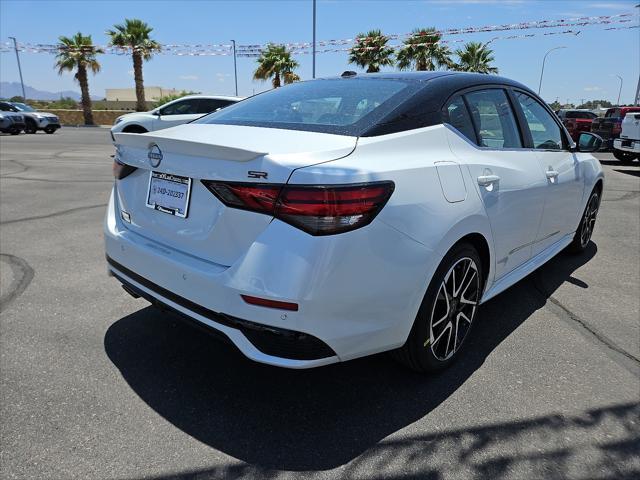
580;193;599;248
428;257;480;361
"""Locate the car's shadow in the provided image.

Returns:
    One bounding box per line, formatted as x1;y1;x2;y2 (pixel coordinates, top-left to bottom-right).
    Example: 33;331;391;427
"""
104;244;597;471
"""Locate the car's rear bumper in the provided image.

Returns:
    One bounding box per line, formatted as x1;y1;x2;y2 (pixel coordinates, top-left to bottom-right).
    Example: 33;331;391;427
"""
613;138;640;153
104;186;434;368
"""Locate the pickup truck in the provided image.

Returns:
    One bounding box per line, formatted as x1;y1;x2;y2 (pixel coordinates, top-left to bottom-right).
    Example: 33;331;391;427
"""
591;106;640;150
612;112;640;163
556;110;597;142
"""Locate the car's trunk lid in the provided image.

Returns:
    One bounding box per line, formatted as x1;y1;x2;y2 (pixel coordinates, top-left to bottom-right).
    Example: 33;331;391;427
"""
113;124;356;266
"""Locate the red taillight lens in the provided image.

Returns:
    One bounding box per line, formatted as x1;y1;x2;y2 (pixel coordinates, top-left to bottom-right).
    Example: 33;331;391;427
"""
113;159;137;180
202;181;394;235
612;122;622;134
241;294;298;311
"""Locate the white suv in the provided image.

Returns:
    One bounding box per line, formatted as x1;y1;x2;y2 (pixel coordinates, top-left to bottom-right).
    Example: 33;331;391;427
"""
110;95;242;136
613;112;640;164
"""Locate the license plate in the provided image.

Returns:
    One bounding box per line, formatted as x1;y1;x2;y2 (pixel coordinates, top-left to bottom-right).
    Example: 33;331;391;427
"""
146;171;192;218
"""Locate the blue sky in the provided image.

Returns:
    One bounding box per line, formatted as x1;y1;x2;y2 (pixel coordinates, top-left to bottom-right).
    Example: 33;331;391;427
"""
1;0;638;104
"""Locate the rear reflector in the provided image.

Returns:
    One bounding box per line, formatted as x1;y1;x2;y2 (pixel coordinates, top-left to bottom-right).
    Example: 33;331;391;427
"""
202;181;394;235
241;294;299;311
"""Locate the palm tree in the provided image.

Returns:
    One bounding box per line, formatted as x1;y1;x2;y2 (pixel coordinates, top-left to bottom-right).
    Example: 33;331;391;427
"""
348;29;394;73
454;42;498;74
55;33;102;125
106;19;161;111
253;44;300;88
396;28;453;71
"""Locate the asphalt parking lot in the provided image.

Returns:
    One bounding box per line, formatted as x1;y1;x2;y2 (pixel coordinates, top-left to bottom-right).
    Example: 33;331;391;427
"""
1;128;638;480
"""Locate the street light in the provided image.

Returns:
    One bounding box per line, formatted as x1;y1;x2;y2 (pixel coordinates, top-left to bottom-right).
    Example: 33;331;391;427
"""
538;46;567;97
8;37;26;101
614;75;623;105
230;40;238;97
312;0;317;79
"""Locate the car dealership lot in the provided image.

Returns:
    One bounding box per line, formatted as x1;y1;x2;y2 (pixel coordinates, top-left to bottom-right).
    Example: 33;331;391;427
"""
1;128;638;479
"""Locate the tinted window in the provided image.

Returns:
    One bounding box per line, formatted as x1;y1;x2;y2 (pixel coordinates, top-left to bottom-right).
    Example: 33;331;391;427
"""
160;99;200;115
197;99;235;114
445;95;476;144
605;108;621;118
464;89;522;149
0;102;18;112
565;111;596;119
194;78;417;136
515;92;564;150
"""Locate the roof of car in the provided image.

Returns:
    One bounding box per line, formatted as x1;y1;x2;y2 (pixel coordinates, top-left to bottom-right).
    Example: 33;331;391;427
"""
180;94;244;101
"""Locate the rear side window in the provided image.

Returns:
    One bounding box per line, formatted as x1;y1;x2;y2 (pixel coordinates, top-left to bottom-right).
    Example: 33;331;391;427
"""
444;95;476;144
515;92;564;150
197;99;235;114
605;108;621;118
566;111;596;119
464;89;522;149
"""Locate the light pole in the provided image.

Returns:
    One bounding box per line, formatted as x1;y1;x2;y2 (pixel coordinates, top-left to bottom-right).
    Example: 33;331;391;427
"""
615;75;623;105
312;0;317;79
230;40;238;96
8;37;26;101
538;46;566;97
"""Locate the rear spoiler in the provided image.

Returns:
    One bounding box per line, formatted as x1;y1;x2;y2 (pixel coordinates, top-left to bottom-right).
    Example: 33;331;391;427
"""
114;130;266;163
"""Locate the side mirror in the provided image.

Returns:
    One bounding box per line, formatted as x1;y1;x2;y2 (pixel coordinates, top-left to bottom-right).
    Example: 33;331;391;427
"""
576;132;602;153
153;110;161;116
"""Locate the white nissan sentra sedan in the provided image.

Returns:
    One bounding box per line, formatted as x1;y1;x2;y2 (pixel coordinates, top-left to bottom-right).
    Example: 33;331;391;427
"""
105;72;604;371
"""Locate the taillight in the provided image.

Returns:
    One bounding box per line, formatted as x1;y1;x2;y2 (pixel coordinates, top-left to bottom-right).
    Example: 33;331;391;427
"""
612;122;622;134
112;159;137;180
202;180;394;235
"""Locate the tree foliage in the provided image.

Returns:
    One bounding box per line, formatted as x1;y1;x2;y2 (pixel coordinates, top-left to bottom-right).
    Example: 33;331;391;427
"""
454;42;498;74
54;32;102;124
253;44;300;88
107;19;161;111
348;29;395;73
397;28;453;71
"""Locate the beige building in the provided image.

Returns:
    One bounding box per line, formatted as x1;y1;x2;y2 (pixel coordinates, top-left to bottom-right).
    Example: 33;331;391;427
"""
105;86;180;102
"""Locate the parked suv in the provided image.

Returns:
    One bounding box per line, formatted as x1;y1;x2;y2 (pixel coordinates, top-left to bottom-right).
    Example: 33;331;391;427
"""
0;103;26;134
106;72;604;371
613;112;640;163
8;102;61;134
110;95;242;138
556;109;597;142
591;106;640;150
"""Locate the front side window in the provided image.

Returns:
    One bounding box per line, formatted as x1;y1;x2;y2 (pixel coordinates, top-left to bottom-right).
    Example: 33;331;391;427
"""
515;92;564;150
464;89;522;149
444;95;476;144
194;78;417;136
160;99;200;116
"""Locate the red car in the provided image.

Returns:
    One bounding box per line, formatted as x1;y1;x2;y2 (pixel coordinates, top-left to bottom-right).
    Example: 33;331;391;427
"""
591;106;640;150
556;110;598;142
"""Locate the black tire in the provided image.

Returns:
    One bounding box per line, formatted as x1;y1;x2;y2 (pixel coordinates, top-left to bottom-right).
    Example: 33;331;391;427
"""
613;149;637;164
24;119;37;134
9;127;21;135
567;187;600;254
392;242;485;372
44;127;56;134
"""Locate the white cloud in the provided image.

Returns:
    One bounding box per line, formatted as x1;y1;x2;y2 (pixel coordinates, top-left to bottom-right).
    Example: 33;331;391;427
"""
584;86;602;92
586;2;636;9
179;75;199;80
127;70;134;77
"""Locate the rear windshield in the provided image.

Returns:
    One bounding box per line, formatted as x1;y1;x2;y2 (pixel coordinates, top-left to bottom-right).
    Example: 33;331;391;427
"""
565;111;596;119
194;78;419;136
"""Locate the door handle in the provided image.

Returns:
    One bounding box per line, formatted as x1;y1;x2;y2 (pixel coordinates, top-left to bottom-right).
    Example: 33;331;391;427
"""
477;174;500;187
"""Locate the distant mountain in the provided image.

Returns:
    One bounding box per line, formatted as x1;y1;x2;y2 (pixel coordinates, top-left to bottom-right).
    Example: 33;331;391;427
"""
0;81;101;101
